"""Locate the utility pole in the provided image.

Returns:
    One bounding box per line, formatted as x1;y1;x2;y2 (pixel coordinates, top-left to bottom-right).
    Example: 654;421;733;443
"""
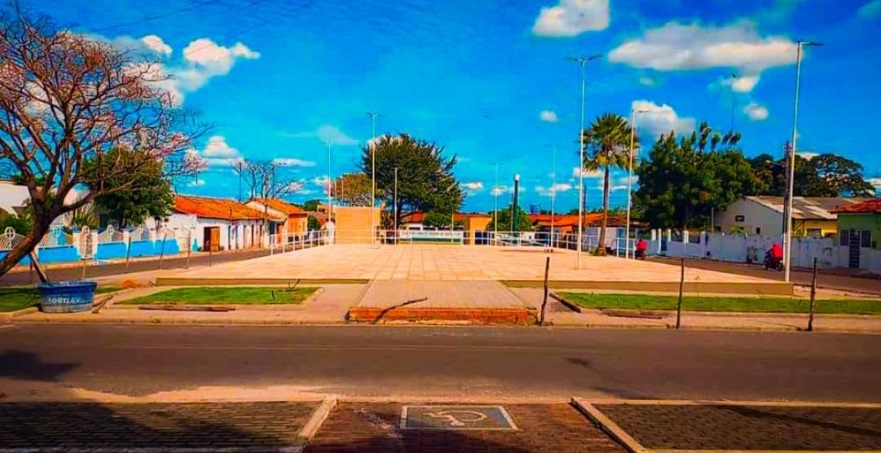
493;162;499;240
394;166;398;244
566;54;602;270
512;174;521;235
784;40;821;283
730;72;739;132
367;112;381;246
626;108;648;259
325;141;333;225
546;145;557;248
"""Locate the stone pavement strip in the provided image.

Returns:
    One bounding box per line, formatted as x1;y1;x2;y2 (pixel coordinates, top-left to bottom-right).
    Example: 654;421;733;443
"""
305;403;625;453
592;402;881;451
0;401;317;452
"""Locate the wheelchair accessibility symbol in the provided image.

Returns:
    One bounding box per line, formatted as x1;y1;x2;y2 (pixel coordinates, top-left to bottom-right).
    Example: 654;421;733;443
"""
426;410;488;427
401;405;518;431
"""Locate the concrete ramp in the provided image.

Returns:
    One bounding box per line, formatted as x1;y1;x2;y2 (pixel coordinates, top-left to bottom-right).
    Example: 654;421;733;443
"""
348;281;535;325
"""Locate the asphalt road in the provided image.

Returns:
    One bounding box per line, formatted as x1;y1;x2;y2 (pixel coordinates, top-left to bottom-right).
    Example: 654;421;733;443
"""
654;257;881;295
0;249;270;286
1;324;880;402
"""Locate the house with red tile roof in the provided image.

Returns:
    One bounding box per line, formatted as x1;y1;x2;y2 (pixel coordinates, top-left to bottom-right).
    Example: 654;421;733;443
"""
246;198;309;243
155;195;278;251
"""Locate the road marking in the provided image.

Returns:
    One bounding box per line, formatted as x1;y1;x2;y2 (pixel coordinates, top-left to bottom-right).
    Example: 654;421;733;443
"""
401;405;518;430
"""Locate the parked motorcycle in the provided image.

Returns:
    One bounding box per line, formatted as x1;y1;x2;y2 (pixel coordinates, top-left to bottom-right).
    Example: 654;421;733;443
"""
762;253;784;271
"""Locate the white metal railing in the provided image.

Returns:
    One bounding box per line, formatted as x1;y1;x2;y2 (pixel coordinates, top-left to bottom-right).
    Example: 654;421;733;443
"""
263;228;645;258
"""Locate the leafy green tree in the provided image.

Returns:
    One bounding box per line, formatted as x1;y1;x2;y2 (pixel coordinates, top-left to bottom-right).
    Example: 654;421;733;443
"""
582;113;635;255
635;123;761;230
0;214;31;235
301;199;322;212
486;206;533;232
422;211;464;229
363;134;463;226
747;151;873;197
84;148;175;228
331;173;374;206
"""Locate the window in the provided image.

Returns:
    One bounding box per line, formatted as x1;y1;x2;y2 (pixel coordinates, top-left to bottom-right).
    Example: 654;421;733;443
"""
806;228;822;238
861;231;872;248
755;227;762;235
735;215;745;223
840;230;850;246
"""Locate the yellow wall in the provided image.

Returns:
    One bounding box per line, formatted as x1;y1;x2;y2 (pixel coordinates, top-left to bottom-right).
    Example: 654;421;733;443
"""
327;206;383;244
794;219;838;238
463;216;492;244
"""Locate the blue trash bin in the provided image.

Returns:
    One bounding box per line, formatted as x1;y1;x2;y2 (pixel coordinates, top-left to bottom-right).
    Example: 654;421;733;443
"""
37;281;97;313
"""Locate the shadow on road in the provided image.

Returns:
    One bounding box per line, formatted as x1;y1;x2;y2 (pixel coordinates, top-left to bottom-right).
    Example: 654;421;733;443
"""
0;351;77;382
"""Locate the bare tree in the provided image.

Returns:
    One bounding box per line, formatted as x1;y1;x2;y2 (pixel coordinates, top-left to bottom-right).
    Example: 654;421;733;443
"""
232;159;301;200
0;5;203;277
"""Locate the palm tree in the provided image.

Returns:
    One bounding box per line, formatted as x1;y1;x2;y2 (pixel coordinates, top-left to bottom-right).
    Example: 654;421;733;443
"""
582;113;637;255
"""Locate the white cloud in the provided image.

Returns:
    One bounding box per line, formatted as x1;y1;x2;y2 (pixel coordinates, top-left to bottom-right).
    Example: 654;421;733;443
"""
639;76;656;86
631;100;696;137
572;167;602;179
798;151;819;160
317;125;358;146
193;135;243;166
743;102;769;121
867;178;881;189
536;183;574;196
609;21;797;76
176;39;260;92
462;182;484;191
532;0;610;37
859;0;881;18
140;35;172;56
186;178;206;187
539;110;559;123
491;185;508;196
312;176;330;187
722;74;760;93
273;158;316;167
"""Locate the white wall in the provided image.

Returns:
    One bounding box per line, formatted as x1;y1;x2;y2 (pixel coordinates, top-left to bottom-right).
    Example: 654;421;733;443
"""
716;198;783;237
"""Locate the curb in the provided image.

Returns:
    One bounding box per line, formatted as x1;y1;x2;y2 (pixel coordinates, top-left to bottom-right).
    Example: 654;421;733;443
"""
0;306;38;323
549;292;582;313
571;397;648;453
156;277;369;286
347;307;537;325
502;280;794;296
298;395;337;443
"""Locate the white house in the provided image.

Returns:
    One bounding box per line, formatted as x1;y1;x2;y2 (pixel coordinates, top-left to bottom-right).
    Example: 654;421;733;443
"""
715;196;865;238
151;195;273;251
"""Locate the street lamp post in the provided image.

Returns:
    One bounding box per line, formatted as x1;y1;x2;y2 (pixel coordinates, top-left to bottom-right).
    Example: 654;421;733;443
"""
325;140;332;225
730;73;739;132
783;40;821;283
513;174;520;237
566;54;602;269
394;166;398;245
546;144;557;248
493;162;499;241
625;108;649;259
367;112;381;245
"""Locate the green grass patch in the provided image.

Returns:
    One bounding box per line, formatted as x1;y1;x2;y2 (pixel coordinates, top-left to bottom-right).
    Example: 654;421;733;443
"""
120;286;318;305
0;285;119;312
559;292;881;315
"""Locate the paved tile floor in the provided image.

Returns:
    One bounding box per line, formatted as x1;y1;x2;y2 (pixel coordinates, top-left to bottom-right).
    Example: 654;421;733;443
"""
596;403;881;451
357;281;528;309
0;401;316;451
164;245;773;283
306;403;624;453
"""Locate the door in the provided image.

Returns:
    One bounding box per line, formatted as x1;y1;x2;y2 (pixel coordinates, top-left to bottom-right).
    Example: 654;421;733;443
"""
848;230;861;269
209;227;220;252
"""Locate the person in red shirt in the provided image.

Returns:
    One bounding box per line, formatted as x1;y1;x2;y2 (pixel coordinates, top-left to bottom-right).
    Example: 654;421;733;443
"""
765;243;784;270
635;238;648;259
770;243;783;260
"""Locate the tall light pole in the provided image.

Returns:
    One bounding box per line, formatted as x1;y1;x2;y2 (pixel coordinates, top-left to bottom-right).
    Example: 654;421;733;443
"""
730;73;739;132
493;162;499;240
394;166;398;245
325;140;332;224
626;108;649;259
366;112;381;245
566;54;602;269
545;144;557;247
783;40;821;283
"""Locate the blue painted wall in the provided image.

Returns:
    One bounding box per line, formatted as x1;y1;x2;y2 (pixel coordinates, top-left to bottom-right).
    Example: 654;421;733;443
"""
128;240;155;258
37;245;80;263
95;242;128;260
0;251;30;266
153;238;180;256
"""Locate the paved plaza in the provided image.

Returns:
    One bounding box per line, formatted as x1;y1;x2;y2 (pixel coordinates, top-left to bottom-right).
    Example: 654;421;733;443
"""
158;244;784;289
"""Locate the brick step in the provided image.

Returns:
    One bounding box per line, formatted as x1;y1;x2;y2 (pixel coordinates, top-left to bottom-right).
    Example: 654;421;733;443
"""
347;307;536;325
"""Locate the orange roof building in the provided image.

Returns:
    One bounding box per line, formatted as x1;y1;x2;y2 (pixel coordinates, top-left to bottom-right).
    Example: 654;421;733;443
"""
246;198;310;241
174;195;274;221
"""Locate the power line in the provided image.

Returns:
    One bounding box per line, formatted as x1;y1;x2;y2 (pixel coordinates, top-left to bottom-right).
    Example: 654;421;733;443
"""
93;0;222;33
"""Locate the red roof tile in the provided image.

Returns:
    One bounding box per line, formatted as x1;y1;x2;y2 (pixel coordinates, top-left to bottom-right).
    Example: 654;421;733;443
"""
529;213;630;228
833;198;881;214
174;195;273;221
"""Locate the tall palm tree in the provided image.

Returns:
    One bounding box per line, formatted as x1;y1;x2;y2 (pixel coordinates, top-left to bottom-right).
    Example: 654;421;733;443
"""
582;113;637;255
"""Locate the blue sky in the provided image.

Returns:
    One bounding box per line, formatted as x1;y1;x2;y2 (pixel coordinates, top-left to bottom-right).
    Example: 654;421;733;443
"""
41;0;881;212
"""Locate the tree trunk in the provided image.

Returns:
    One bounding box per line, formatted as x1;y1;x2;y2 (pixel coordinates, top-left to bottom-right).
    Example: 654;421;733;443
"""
596;164;611;256
0;219;51;279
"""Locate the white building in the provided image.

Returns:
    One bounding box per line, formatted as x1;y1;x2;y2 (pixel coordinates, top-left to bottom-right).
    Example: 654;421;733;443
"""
715;196;864;238
151;195;273;251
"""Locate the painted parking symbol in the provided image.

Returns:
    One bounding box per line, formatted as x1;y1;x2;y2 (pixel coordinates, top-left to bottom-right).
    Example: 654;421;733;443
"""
401;406;518;430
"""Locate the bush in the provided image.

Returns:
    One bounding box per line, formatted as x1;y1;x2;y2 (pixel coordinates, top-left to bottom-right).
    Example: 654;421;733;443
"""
0;214;31;235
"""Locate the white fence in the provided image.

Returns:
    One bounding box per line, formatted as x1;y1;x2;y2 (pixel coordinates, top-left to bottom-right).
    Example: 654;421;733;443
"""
648;229;881;274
